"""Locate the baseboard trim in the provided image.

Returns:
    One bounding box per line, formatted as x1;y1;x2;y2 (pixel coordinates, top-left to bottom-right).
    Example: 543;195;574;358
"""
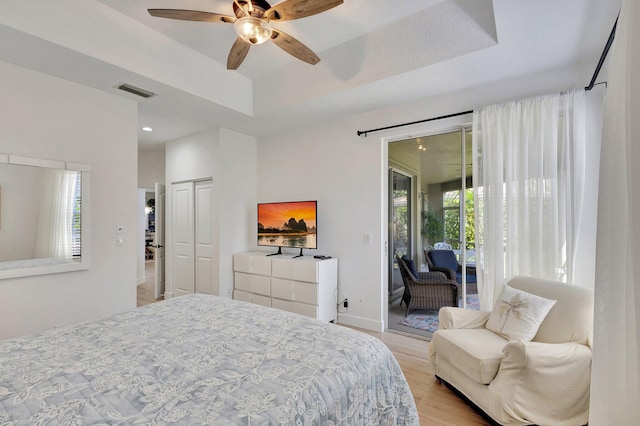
137;276;146;285
337;313;383;332
164;292;173;299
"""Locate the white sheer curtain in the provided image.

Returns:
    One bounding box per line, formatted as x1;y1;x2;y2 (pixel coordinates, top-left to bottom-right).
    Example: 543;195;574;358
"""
34;169;77;259
472;89;592;310
590;0;640;423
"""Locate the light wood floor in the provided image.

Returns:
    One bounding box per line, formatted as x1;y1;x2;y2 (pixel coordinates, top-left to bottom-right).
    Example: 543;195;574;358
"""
137;261;163;307
136;266;489;425
356;328;490;425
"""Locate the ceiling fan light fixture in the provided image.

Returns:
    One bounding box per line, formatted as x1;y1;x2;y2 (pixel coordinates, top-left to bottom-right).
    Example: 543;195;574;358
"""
234;16;272;44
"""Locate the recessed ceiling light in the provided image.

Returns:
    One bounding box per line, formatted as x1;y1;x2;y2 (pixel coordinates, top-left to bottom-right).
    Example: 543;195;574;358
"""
142;127;153;132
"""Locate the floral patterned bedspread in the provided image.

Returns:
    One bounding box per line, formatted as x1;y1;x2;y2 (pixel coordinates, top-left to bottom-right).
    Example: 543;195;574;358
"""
0;294;418;425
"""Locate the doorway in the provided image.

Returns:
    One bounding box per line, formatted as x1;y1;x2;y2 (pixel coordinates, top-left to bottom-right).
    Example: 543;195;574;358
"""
386;128;474;338
136;183;166;307
137;186;164;307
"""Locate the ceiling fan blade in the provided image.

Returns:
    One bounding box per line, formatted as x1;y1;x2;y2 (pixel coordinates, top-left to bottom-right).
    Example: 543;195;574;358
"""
264;0;343;22
270;29;320;65
148;9;236;23
227;38;251;70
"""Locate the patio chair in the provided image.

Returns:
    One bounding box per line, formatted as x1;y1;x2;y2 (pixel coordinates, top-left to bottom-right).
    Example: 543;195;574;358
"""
425;249;477;293
433;241;452;250
396;255;458;316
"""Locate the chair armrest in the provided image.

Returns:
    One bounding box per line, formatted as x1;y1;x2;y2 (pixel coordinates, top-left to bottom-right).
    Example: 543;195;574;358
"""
416;271;448;282
427;265;456;280
438;307;490;329
489;341;592;425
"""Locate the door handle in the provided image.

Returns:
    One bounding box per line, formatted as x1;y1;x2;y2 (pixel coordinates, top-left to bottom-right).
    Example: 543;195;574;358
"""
153;244;164;248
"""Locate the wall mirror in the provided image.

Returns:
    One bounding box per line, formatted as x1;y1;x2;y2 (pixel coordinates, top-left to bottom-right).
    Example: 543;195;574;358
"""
0;154;90;279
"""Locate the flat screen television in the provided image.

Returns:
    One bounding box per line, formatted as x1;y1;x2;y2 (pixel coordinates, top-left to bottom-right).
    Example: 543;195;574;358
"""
257;200;317;257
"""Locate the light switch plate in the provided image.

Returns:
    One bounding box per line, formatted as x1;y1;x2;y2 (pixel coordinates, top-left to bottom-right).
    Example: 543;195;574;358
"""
364;232;372;244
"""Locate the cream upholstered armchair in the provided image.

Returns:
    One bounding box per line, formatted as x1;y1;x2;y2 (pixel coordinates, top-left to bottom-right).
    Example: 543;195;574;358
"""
429;276;594;425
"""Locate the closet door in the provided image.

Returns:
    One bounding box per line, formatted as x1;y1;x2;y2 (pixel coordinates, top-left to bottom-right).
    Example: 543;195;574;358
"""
172;181;195;296
195;180;214;294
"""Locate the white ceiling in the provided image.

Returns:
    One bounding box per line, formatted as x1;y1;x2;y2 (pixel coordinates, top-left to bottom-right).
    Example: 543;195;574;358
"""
0;0;620;150
391;130;473;187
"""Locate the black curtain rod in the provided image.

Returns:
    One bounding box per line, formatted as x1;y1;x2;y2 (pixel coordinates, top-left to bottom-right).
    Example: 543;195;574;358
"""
356;110;473;137
585;14;618;91
357;14;619;138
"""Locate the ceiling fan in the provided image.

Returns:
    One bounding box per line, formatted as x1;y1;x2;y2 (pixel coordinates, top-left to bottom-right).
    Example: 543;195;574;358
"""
148;0;343;70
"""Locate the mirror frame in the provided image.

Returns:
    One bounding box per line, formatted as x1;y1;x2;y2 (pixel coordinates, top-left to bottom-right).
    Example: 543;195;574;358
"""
0;154;90;279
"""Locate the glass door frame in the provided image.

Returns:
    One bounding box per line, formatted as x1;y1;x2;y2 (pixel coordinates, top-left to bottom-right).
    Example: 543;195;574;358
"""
388;167;415;297
459;126;470;308
382;115;474;331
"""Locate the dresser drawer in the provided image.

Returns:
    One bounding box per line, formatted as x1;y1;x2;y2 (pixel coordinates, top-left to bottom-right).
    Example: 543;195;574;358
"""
234;290;272;307
234;253;272;275
292;302;318;318
271;278;294;300
271;278;318;305
234;272;271;296
233;289;252;303
271;299;318;319
272;258;319;282
251;293;272;307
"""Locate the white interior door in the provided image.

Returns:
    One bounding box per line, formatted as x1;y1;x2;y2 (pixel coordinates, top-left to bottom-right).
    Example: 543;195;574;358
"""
153;183;166;299
172;181;195;296
195;180;214;294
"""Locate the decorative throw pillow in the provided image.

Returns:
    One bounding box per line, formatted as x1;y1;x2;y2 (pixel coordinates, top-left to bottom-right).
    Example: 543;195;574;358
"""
486;285;557;341
401;255;418;277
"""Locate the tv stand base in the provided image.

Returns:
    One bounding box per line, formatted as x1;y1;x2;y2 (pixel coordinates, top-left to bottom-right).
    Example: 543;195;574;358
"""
267;247;283;256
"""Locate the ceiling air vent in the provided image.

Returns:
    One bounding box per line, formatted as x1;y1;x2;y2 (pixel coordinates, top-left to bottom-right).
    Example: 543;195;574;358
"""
116;83;156;99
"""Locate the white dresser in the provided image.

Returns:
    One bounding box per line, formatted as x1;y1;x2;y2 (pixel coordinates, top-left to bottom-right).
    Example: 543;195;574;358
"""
233;252;338;322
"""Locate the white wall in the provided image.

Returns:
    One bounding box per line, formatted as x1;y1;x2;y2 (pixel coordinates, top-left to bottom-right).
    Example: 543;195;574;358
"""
257;64;595;331
164;128;257;299
258;117;385;331
0;61;138;340
138;149;166;190
217;128;257;298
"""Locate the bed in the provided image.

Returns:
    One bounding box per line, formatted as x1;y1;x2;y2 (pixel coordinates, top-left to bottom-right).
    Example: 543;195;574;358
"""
0;294;418;425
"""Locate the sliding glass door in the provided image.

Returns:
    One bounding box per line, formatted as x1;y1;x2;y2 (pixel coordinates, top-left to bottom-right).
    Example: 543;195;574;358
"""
387;127;475;335
388;169;412;297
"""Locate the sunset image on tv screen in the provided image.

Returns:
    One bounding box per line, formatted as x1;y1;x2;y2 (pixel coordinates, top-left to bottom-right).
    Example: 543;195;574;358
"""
257;201;317;249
